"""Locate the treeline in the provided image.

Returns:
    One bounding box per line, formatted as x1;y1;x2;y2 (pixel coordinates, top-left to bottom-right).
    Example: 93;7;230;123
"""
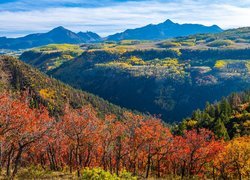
178;91;250;139
180;48;250;63
51;49;180;71
0;91;249;179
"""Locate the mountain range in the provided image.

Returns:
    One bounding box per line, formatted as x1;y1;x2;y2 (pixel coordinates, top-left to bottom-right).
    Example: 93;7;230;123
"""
106;19;223;41
0;20;223;50
0;26;101;50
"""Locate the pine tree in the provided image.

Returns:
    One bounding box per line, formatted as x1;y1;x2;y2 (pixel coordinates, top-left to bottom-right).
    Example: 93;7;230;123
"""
192;109;202;121
214;118;230;140
220;98;232;117
205;102;216;118
220;113;230;124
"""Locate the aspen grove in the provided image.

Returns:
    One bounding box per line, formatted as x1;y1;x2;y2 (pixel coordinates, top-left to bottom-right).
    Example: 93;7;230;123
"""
0;92;249;179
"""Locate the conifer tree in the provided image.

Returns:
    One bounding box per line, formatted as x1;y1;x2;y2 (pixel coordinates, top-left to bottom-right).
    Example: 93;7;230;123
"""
214;118;230;140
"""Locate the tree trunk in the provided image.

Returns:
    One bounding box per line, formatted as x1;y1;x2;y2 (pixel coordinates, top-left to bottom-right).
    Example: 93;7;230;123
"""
212;166;215;180
47;148;55;170
101;151;107;171
181;161;186;179
109;156;112;173
12;145;23;178
40;154;46;170
115;136;121;176
52;149;58;171
75;140;80;177
84;146;91;168
157;158;161;178
6;146;13;177
0;142;2;173
236;162;242;180
146;145;151;178
69;148;73;173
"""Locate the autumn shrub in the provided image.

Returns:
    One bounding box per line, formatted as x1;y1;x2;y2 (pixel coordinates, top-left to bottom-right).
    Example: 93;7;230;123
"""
119;170;137;180
213;136;250;179
159;41;181;48
126;56;146;65
80;168;137;180
81;168;119;180
17;166;52;179
214;60;227;68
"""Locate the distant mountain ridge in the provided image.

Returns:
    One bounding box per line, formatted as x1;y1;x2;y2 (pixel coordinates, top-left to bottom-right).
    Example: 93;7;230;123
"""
0;20;223;49
0;26;101;50
107;19;223;41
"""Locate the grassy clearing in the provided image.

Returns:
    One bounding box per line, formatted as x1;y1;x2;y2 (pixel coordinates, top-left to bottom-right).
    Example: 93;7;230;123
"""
207;40;234;47
35;44;83;53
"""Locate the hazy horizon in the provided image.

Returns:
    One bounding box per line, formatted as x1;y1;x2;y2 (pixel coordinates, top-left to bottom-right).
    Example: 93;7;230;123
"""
0;0;250;37
0;20;226;39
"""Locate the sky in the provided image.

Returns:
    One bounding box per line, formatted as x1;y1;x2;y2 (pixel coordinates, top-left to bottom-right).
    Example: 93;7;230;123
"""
0;0;250;37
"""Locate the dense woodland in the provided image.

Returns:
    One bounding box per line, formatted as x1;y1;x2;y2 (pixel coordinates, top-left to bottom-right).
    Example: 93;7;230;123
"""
0;56;249;179
43;48;250;122
0;91;249;179
177;91;250;139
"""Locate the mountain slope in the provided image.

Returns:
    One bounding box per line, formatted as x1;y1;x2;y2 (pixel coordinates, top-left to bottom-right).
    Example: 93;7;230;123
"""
19;27;250;122
0;27;101;50
158;26;250;49
0;55;125;118
107;19;223;41
78;31;101;42
45;48;250;122
20;44;83;72
176;91;250;139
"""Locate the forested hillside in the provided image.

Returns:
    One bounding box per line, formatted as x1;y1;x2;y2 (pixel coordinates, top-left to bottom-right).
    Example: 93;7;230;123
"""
18;27;250;122
0;55;126;118
158;27;250;49
46;48;250;122
20;44;84;72
0;57;250;180
1;0;250;178
176;91;250;139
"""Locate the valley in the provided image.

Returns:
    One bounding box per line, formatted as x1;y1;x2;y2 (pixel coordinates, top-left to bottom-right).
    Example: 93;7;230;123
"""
16;27;250;122
0;10;250;178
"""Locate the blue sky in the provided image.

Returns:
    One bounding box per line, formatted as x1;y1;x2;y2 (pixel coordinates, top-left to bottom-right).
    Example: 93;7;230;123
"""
0;0;250;37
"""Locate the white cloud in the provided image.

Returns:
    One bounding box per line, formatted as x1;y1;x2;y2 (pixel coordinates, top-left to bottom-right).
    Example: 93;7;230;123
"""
0;0;250;37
